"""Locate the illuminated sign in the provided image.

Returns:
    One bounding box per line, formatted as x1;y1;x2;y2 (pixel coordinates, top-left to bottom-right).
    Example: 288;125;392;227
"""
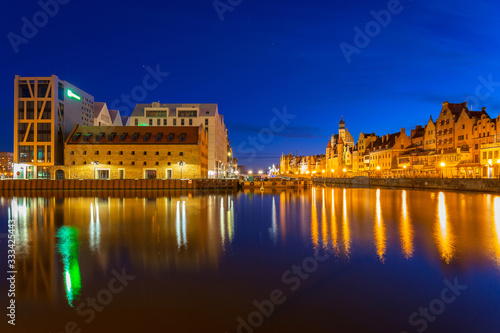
67;89;81;100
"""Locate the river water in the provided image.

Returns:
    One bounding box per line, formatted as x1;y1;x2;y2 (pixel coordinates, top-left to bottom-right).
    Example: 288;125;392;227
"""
1;187;499;332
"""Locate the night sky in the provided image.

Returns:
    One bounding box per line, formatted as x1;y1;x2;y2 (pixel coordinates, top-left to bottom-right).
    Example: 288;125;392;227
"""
1;0;500;169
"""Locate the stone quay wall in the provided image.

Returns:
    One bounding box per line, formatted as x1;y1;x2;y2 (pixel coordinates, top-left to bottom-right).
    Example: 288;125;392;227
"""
312;177;500;193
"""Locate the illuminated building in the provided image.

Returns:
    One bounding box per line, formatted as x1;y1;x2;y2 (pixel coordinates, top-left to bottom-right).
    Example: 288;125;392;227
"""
325;118;355;177
94;102;128;126
56;125;208;179
0;152;13;178
280;154;325;175
129;103;229;178
352;132;377;175
13;75;94;179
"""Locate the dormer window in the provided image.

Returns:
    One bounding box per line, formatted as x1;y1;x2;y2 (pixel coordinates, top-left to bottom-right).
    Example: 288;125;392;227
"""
83;133;92;142
72;132;82;142
120;133;128;141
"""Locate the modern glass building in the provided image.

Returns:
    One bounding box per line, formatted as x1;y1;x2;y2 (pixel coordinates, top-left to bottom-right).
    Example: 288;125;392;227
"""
13;75;94;179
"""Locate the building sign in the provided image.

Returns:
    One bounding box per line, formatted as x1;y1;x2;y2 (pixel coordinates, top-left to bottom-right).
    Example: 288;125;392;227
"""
67;89;81;100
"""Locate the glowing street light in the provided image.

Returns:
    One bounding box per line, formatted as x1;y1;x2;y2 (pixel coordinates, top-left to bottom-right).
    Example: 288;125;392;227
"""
258;170;263;175
248;170;253;174
376;166;380;170
440;162;446;178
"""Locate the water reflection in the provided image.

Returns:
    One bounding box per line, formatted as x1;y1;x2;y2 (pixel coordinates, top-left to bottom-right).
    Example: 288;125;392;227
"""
435;192;455;263
321;189;328;250
374;189;386;262
311;188;319;251
270;197;278;244
6;188;500;311
176;201;187;249
342;189;351;256
400;190;414;259
89;202;101;253
57;226;82;307
330;189;338;251
492;197;500;267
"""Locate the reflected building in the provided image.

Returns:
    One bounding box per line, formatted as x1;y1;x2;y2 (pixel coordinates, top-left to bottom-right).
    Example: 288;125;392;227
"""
12;197;58;303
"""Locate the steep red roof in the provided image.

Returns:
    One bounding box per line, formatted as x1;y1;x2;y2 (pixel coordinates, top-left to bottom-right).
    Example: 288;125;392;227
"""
66;125;203;145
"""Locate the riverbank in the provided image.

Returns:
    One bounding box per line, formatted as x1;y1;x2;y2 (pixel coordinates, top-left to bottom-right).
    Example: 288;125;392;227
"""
312;177;500;193
0;179;239;191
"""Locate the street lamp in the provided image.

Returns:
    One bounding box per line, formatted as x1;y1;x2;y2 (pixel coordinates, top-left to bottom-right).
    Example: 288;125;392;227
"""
403;165;407;178
258;170;263;175
440;162;446;178
178;161;185;179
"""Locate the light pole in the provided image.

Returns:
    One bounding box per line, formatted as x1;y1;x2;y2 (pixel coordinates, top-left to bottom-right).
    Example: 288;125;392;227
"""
91;161;99;179
178;161;185;179
403;165;407;178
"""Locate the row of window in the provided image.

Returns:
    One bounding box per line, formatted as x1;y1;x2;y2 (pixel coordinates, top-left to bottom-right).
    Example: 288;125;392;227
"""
135;118;210;127
71;151;184;156
482;151;499;160
438;138;453;145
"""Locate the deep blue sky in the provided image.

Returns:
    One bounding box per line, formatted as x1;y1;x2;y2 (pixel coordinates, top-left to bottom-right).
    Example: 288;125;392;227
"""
1;0;500;169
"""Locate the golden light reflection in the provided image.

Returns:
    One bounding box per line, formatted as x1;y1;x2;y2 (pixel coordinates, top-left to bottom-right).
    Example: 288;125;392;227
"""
400;190;414;259
374;189;386;262
491;197;500;267
220;197;225;246
342;189;351;256
311;187;319;250
330;189;338;250
321;188;328;249
279;192;287;242
435;192;454;263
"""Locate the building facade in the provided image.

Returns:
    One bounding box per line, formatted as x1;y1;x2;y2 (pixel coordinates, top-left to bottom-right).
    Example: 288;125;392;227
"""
130;103;229;178
56;125;208;180
13;75;94;179
0;152;14;178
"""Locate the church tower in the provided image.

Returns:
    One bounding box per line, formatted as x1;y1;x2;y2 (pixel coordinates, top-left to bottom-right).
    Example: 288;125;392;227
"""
339;117;346;142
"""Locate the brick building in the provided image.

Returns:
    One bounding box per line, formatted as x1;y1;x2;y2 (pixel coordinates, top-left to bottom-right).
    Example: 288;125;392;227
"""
55;125;208;179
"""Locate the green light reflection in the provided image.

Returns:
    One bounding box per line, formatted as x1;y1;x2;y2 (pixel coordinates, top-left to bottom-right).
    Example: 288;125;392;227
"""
57;226;82;307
